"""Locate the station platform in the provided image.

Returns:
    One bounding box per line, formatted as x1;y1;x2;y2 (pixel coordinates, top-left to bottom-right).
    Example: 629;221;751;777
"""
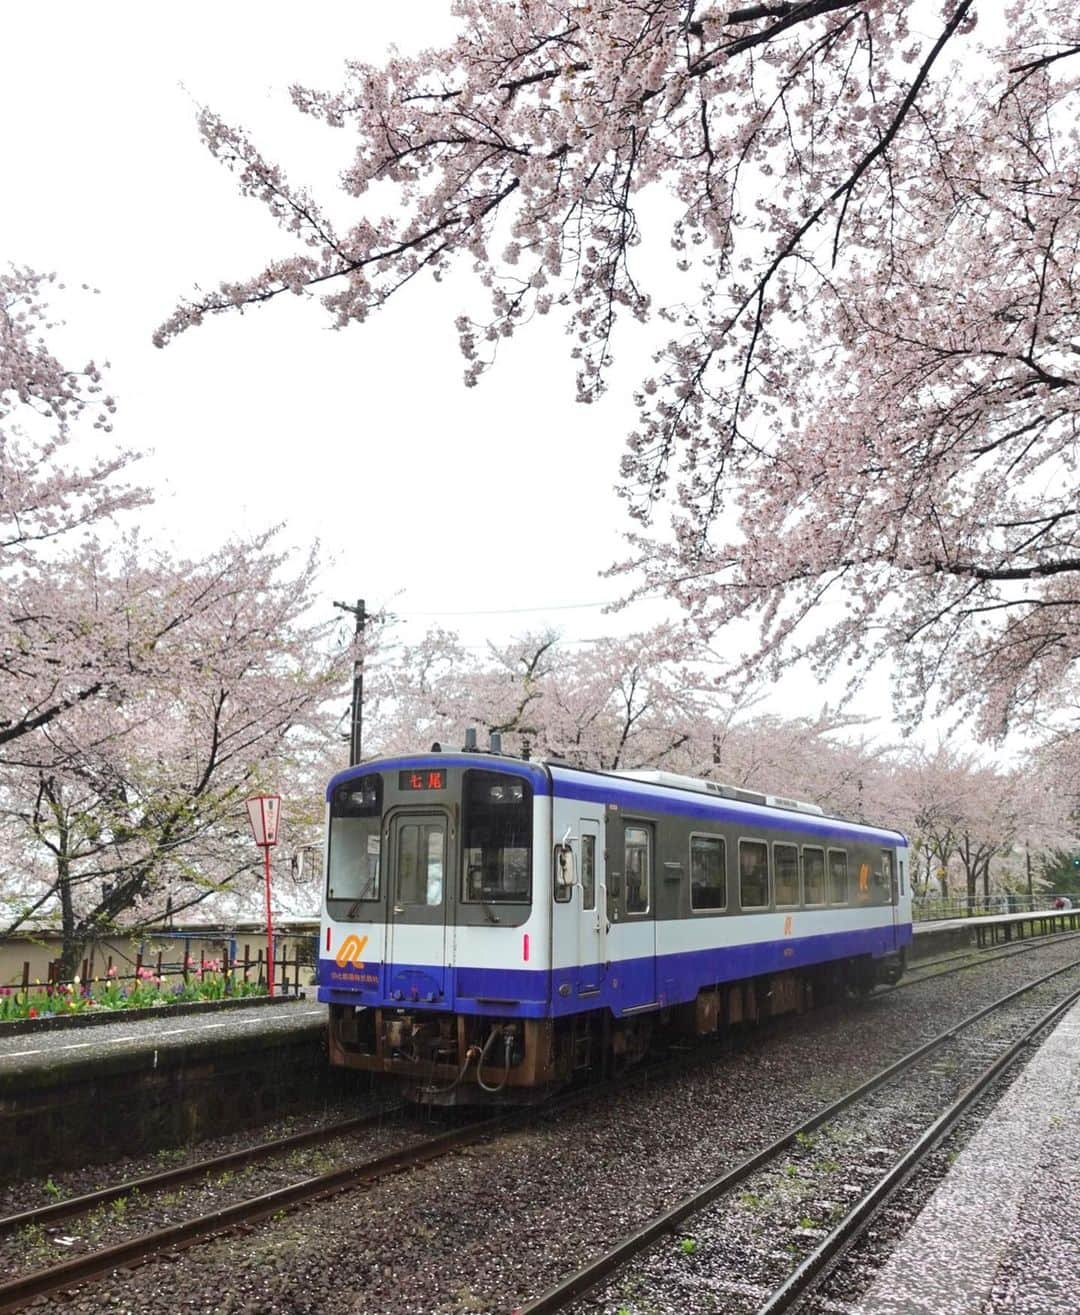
910;905;1080;955
854;997;1080;1314
0;996;325;1089
0;998;328;1179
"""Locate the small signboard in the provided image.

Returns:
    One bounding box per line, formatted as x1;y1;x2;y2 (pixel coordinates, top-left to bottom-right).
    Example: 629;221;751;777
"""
246;794;282;848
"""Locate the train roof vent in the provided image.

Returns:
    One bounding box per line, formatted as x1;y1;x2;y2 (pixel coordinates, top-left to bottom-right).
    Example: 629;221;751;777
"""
607;770;823;814
619;770;740;799
732;788;768;805
766;794;826;816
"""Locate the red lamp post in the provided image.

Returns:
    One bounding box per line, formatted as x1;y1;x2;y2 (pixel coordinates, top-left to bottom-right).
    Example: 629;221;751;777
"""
245;795;282;997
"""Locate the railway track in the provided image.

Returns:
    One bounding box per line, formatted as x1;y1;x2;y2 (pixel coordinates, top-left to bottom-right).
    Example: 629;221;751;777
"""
898;926;1080;988
3;932;1074;1313
514;955;1080;1315
0;1104;402;1237
0;1032;725;1312
751;981;1080;1315
0;1104;504;1313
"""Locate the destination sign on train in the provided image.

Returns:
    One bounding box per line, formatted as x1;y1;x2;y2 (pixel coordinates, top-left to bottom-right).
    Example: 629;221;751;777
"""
398;769;447;791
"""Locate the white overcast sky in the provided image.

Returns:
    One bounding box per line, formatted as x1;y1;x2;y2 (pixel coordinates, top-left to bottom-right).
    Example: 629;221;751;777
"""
1;1;952;749
2;4;680;641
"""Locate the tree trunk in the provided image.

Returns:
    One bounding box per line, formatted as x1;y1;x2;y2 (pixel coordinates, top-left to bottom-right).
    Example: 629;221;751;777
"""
960;834;976;910
56;821;83;982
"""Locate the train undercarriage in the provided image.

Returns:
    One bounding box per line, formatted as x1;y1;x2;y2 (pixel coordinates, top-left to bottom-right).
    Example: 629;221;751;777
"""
328;950;906;1105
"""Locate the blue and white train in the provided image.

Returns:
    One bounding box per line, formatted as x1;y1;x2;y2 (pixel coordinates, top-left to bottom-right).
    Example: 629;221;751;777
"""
318;737;911;1103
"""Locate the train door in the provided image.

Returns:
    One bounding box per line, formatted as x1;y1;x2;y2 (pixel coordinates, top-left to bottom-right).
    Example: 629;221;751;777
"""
886;848;901;948
606;816;658;1010
385;810;451;1006
576;817;605;995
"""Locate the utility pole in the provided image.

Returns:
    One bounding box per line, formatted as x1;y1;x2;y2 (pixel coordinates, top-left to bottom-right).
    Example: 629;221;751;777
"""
333;598;366;766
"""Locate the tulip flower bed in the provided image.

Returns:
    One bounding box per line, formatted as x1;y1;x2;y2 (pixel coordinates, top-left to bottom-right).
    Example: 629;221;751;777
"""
0;959;267;1023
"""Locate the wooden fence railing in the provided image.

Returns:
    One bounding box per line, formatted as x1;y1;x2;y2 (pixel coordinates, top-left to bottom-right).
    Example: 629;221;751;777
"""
7;940;312;1002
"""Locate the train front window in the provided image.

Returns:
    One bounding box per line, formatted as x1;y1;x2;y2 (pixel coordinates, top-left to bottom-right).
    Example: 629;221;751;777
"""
462;770;533;904
327;774;383;910
396;822;444;907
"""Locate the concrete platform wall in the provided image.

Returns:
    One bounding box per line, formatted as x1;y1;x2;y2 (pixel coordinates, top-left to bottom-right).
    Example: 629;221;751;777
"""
0;1014;344;1180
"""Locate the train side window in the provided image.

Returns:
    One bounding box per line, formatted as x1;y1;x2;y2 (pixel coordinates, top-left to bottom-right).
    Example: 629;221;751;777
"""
624;826;650;914
690;834;726;911
828;849;848;905
739;839;769;910
881;850;896;903
581;834;596;911
773;842;799;907
803;846;826;905
328;819;381;903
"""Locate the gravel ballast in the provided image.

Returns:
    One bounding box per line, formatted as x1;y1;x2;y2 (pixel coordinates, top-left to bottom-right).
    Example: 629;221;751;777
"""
9;938;1080;1315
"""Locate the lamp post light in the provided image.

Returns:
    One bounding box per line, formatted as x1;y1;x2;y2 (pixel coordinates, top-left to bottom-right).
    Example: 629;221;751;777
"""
245;795;282;997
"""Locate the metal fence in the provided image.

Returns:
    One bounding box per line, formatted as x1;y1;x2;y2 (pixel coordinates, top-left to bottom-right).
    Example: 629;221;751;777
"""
912;894;1078;922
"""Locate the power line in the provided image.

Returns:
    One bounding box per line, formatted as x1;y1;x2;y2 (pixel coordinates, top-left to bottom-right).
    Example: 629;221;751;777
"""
393;594;662;618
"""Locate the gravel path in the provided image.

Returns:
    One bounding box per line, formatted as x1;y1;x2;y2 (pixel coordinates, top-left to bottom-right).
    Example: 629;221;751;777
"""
15;938;1080;1315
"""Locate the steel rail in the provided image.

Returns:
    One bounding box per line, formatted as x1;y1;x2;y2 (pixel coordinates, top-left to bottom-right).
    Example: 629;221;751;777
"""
514;955;1080;1315
896;928;1080;989
907;927;1080;975
0;1104;402;1236
0;1037;705;1313
755;980;1080;1315
0;1108;513;1314
6;938;1078;1313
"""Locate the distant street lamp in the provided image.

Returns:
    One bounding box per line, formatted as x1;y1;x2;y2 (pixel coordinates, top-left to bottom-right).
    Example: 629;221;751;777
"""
245;795;282;997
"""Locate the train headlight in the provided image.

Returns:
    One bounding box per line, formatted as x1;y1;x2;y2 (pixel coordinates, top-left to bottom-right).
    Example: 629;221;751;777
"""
489;782;524;803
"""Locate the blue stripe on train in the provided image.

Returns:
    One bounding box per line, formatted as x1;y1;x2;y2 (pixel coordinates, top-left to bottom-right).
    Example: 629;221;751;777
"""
317;921;912;1019
325;758;905;846
327;756;552;800
554;777;905;846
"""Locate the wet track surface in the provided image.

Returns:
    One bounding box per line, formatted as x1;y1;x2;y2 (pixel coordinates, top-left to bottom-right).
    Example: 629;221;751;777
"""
4;934;1079;1314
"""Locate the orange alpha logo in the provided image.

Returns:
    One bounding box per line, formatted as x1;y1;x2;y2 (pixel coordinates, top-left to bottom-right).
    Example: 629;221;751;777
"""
335;934;369;969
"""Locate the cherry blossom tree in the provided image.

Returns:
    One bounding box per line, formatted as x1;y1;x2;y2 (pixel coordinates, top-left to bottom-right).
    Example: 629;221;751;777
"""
1;273;356;969
362;621;888;808
2;268;151;756
159;1;1080;746
2;266;141;561
0;532;350;978
887;743;1075;908
363;624;715;767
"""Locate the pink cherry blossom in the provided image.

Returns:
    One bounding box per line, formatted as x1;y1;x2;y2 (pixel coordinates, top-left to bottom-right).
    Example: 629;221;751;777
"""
1;273;357;980
158;2;1080;758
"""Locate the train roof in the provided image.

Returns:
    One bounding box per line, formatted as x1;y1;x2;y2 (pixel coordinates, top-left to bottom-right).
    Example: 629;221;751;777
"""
327;751;908;847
